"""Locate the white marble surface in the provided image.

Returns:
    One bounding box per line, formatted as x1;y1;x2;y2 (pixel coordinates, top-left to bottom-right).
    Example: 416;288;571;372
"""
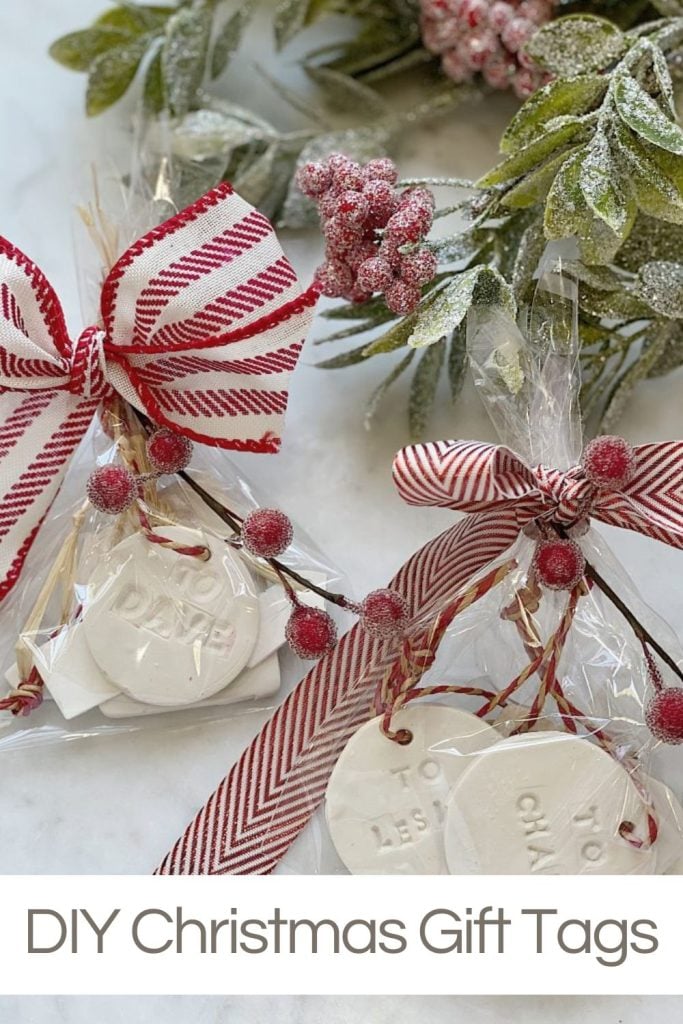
3;1;683;1017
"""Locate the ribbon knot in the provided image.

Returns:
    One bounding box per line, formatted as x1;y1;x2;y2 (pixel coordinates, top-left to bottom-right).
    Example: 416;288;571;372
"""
393;438;683;551
532;464;592;527
68;326;110;400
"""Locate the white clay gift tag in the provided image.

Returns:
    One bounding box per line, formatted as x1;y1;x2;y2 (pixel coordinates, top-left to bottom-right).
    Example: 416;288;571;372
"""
444;732;656;875
82;526;259;706
325;704;499;875
99;653;281;717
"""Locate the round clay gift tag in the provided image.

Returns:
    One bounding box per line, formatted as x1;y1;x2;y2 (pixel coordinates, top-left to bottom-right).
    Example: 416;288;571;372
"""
83;526;259;706
325;704;499;874
444;732;656;875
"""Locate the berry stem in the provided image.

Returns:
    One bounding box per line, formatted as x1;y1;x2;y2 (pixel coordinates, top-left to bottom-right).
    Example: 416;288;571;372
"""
582;560;683;687
178;469;353;610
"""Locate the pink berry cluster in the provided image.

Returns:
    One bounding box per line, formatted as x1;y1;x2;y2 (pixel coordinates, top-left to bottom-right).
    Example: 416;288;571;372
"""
242;507;410;659
86;428;194;515
296;154;437;316
419;0;554;99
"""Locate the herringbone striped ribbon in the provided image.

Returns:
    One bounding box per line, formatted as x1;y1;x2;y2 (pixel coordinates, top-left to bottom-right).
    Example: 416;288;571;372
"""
0;183;318;600
157;433;683;874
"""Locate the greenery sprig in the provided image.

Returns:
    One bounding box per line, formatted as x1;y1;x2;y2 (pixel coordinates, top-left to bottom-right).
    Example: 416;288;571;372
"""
50;2;683;435
316;12;683;435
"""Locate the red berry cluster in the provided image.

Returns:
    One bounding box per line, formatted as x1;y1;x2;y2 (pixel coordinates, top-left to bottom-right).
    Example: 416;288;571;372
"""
86;428;194;515
297;154;437;316
419;0;554;99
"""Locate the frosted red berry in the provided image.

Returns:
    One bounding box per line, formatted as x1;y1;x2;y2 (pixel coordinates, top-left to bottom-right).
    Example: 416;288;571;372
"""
386;208;431;245
296;161;333;197
360;589;410;639
357;256;394;293
363;158;399;185
332;160;365;193
489;1;514;30
581;435;636;491
346;240;379;272
285;605;338;660
86;465;137;515
323;216;363;252
146;428;194;475
242;508;294;559
645;688;683;745
442;49;470;82
315;260;354;298
533;538;585;591
334;190;370;228
349;286;373;304
399;247;438;286
385;280;422;315
363;179;398;226
502;15;534;51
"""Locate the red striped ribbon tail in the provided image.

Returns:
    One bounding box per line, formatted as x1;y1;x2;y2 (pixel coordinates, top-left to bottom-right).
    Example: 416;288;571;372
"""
155;508;521;875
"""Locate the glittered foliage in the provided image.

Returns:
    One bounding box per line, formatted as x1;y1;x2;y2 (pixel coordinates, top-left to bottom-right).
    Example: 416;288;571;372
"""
314;10;683;436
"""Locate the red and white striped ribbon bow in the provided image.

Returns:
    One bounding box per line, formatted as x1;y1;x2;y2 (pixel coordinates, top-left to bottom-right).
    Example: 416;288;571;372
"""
393;438;683;548
156;432;683;875
0;182;318;601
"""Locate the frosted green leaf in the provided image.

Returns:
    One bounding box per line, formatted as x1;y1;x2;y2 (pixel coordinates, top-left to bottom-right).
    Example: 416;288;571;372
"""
409;340;446;438
96;6;175;33
408;271;481;349
317;343;374;369
512;218;547;298
575;263;622;292
643;40;676;118
428;230;487;264
614;73;683;156
85;35;150;115
478;118;588;187
408;267;514;349
162;4;212;117
447;325;467;402
500;75;607;154
544;148;623;264
50;27;133;72
362;312;422;356
600;325;672;431
172;109;270;160
211;4;254;79
616;215;683;271
526;15;627;77
275;0;310;50
493;345;524;396
579;285;653;320
365;351;415;430
232;145;280;208
305;66;387;118
579;131;635;236
649;0;683;14
636;261;683;317
322;295;394;321
143;47;165;113
503;148;580;210
612;123;683;225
